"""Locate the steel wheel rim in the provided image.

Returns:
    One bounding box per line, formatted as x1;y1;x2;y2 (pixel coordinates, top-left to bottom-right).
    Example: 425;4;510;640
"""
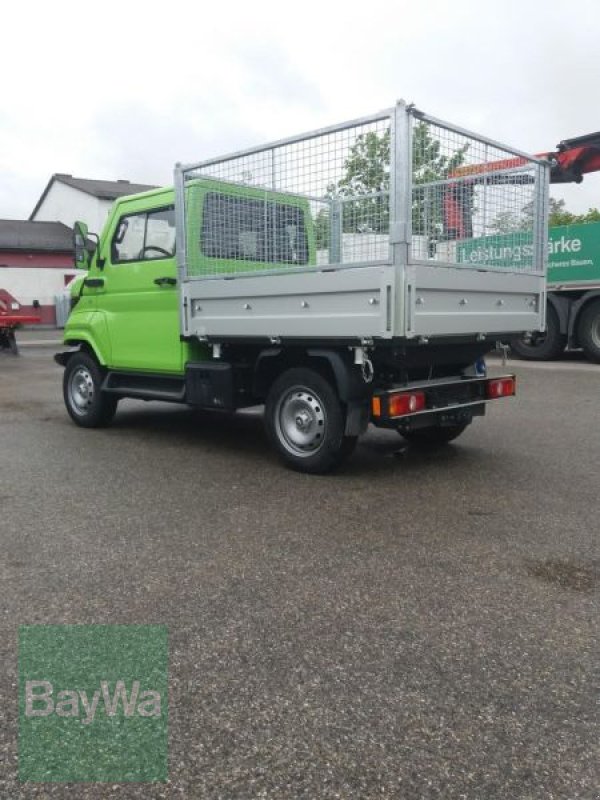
68;366;95;415
275;386;326;457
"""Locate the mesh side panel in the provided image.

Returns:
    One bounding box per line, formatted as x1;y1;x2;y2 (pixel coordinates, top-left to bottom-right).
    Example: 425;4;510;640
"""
177;105;547;280
183;115;392;277
410;116;543;272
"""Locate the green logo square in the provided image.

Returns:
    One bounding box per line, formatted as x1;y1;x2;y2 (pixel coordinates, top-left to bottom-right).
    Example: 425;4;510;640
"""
19;625;168;782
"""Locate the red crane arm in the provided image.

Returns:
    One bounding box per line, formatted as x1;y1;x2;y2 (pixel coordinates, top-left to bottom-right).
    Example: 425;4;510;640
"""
442;132;600;239
545;131;600;183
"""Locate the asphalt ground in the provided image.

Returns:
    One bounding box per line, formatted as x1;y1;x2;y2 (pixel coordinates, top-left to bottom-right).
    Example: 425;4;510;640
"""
1;345;599;799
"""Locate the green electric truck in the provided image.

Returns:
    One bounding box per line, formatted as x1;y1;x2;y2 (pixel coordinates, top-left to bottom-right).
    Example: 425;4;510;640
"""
55;102;548;472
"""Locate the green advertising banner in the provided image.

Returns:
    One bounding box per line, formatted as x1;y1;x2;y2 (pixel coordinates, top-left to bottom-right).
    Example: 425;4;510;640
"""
457;222;600;286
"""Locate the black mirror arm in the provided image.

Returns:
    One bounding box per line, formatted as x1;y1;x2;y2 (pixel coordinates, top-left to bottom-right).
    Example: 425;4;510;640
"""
86;233;105;269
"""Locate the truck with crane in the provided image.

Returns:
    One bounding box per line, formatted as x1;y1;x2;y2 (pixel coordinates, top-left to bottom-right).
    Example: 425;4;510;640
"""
54;101;548;472
441;131;600;362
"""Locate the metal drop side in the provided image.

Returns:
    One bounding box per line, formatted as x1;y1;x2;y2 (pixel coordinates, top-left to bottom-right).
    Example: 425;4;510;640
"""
175;101;549;344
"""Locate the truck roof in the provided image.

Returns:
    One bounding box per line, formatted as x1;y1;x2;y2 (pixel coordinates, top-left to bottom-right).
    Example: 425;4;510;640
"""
111;178;312;209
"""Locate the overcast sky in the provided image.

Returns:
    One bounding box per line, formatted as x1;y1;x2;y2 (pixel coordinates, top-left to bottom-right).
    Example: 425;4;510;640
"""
2;0;600;221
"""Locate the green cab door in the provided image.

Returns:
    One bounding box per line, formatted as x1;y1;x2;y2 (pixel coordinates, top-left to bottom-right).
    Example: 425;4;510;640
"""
98;204;183;373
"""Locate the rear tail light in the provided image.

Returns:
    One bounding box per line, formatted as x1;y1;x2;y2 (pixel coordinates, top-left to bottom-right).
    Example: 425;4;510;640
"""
486;376;516;399
389;391;426;416
372;390;426;418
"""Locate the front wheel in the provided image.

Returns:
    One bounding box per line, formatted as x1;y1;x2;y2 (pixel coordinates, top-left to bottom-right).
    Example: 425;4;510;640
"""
399;423;469;446
265;367;356;473
63;352;118;428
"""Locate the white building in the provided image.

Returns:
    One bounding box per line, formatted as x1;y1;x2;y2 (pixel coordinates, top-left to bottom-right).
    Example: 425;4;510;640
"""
0;174;157;325
0;220;77;324
30;174;157;233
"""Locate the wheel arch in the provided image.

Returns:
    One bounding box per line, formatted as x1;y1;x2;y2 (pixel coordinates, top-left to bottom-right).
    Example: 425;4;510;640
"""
56;335;107;367
253;347;369;403
547;293;570;336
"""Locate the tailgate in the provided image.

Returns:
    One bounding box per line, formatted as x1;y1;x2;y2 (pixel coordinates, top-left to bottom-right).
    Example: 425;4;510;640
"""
403;264;544;338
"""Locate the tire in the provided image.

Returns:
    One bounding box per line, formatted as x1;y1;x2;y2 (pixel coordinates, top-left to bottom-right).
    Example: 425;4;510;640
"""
63;352;118;428
265;367;357;473
0;329;18;355
400;423;469;446
577;300;600;363
510;304;565;361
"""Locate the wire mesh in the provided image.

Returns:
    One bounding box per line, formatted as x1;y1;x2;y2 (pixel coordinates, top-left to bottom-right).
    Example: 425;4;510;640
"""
177;105;546;279
182;114;392;277
410;115;544;272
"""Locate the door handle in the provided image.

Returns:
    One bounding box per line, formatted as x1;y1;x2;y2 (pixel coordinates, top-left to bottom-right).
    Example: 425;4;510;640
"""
83;278;104;288
154;277;177;286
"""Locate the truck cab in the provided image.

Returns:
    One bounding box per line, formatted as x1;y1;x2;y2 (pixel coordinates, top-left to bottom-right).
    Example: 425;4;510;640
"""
65;180;314;375
67;188;182;373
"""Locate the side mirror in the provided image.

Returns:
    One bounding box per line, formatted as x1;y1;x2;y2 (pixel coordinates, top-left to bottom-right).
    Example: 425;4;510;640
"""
73;221;91;268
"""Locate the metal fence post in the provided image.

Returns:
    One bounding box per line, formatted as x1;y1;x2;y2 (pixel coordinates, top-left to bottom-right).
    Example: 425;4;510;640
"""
389;100;412;269
174;163;188;336
535;159;550;330
329;198;342;264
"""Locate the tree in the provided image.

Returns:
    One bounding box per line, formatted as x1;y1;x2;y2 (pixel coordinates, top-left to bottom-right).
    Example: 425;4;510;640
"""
314;207;330;250
487;210;528;234
410;122;469;238
314;130;390;249
488;197;600;234
548;199;600;227
548;198;573;227
314;122;468;247
335;129;390;235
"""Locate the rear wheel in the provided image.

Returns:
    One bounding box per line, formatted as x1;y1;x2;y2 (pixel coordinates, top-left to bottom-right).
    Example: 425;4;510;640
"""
577;300;600;363
63;352;118;428
265;367;357;473
510;304;565;361
399;423;469;446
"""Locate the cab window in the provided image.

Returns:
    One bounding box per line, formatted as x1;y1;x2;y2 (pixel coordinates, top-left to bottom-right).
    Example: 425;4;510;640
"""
201;193;308;265
112;207;176;263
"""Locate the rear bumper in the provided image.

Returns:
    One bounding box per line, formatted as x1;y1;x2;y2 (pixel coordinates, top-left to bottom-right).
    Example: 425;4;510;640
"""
370;374;516;428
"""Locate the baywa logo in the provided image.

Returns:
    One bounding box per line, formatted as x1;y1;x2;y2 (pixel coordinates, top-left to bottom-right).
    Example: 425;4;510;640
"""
25;679;162;725
19;625;168;783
